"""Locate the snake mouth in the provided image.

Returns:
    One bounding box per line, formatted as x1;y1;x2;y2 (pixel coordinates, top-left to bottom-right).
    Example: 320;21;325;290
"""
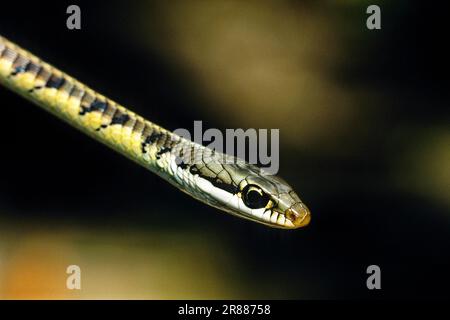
285;203;311;228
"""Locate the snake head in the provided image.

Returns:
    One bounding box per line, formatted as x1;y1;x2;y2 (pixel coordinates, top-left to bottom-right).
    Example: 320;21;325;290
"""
236;172;311;229
193;159;311;229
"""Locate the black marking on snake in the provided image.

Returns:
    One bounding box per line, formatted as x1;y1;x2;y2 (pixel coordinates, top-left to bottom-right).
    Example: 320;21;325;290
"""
141;126;153;142
36;67;51;81
131;121;145;146
25;61;40;73
95;124;109;131
67;85;76;97
59;79;74;96
141;132;163;153
156;147;172;159
104;104;118;121
122;116;135;128
11;62;29;76
189;166;199;175
1;48;16;61
11;53;19;67
190;145;195;164
46;75;65;89
68;86;83;99
24;64;44;92
175;148;190;168
30;67;51;91
201;174;238;194
0;47;10;57
91;100;108;112
176;157;189;169
111;113;130;126
79;99;108;115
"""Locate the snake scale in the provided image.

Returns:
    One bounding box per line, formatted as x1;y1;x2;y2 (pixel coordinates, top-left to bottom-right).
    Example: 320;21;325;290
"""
0;35;310;229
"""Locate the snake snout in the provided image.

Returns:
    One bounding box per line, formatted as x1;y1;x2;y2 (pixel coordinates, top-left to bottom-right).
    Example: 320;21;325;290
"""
285;203;311;228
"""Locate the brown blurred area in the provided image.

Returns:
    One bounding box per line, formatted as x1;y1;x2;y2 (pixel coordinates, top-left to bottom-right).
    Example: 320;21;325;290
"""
0;0;449;299
135;0;362;150
0;220;243;299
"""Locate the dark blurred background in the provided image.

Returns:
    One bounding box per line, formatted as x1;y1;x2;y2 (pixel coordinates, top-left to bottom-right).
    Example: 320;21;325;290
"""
0;0;449;299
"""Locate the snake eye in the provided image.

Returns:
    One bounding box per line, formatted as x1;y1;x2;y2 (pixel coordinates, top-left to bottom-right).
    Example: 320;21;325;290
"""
242;184;271;209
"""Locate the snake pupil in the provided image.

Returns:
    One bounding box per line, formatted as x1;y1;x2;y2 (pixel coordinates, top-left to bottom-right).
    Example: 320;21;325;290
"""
242;185;270;209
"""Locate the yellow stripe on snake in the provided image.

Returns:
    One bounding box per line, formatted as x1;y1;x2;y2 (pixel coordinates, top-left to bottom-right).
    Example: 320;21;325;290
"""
0;35;310;229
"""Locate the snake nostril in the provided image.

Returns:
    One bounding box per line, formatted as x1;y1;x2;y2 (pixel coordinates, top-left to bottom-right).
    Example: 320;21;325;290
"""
285;208;296;221
285;204;310;228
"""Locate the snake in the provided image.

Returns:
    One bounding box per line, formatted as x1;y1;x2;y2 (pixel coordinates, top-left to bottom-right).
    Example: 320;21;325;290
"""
0;35;310;229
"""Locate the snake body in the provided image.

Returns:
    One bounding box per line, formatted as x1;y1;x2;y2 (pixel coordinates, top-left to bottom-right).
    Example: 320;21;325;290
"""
0;35;310;229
